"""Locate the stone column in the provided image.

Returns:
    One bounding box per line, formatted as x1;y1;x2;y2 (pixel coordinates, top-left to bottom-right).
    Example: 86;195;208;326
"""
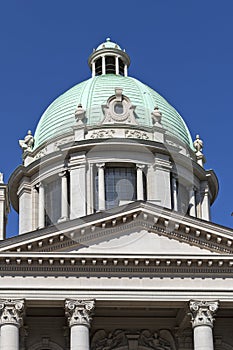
0;299;24;350
65;299;95;350
0;178;9;240
96;163;105;211
189;300;219;350
171;174;178;211
189;186;196;217
124;64;128;77
58;170;69;222
102;56;106;75
136;164;145;201
37;182;45;229
115;56;119;75
91;61;96;77
201;181;210;221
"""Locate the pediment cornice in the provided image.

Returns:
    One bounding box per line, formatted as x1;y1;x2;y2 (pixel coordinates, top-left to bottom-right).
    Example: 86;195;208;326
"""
1;202;233;255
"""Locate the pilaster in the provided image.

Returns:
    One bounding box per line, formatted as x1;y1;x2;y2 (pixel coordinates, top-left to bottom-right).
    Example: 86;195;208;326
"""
17;177;32;234
69;152;87;219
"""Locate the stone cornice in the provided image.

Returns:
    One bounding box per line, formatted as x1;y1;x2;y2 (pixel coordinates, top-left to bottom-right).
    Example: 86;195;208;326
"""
1;253;233;277
1;203;233;255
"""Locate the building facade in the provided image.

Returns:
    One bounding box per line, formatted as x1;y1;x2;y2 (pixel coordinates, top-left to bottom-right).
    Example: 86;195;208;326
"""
0;38;233;350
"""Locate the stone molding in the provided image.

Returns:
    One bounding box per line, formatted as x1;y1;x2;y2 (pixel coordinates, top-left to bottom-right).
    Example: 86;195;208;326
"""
0;299;24;327
189;300;219;328
65;299;95;327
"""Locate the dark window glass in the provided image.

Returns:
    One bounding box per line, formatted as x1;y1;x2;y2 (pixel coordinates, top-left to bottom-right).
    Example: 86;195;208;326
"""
114;102;124;114
45;179;61;226
105;167;136;209
105;56;115;74
95;57;102;75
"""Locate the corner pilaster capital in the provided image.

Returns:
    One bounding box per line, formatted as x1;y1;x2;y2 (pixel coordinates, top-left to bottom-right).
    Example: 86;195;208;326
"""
136;163;145;170
96;163;105;169
59;169;68;177
65;299;95;328
0;299;25;327
189;300;219;328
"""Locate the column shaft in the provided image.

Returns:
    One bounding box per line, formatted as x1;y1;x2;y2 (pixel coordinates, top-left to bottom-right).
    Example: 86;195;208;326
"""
38;182;45;228
193;326;214;350
136;164;144;200
172;176;178;211
189;187;196;217
59;172;68;221
70;324;89;350
97;164;105;211
0;324;19;350
115;56;119;75
92;61;96;77
102;56;106;75
124;64;128;76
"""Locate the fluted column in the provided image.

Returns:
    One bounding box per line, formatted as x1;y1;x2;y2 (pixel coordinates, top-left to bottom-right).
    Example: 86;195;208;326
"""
58;170;69;222
189;300;219;350
65;299;95;350
0;299;24;350
136;164;145;200
37;182;45;229
96;163;105;211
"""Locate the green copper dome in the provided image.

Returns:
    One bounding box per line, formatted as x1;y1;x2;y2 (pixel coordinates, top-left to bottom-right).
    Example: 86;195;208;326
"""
34;74;193;149
96;37;122;51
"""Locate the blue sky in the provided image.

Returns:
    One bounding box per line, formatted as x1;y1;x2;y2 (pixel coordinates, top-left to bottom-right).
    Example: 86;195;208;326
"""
0;0;233;236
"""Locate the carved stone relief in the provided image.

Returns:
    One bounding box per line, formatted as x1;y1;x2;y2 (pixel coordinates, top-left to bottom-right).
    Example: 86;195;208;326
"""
91;329;176;350
101;88;138;125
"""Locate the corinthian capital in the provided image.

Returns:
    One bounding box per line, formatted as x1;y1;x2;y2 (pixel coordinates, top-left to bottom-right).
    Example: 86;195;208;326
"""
189;300;219;328
65;299;95;327
0;299;25;327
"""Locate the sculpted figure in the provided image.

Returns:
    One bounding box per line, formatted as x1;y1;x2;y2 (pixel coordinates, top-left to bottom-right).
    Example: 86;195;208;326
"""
193;134;203;153
19;130;34;152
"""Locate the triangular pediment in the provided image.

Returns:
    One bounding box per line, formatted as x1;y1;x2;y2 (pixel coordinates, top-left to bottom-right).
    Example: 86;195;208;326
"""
0;201;233;256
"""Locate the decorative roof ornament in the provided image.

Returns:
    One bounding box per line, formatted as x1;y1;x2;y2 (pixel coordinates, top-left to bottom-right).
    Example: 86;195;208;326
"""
0;173;3;184
19;130;34;153
193;134;205;167
74;103;86;126
101;88;137;125
151;106;162;126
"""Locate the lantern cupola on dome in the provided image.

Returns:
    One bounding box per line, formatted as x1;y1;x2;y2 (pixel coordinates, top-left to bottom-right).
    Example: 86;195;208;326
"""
88;38;130;77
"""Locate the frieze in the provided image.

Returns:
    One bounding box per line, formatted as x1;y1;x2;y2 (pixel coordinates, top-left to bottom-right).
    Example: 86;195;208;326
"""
54;136;74;149
90;130;115;139
125;130;149;140
91;329;176;350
